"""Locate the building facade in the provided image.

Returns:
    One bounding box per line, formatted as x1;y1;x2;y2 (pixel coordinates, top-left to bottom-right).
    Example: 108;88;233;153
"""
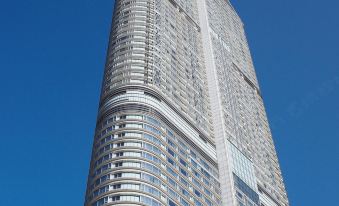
84;1;289;206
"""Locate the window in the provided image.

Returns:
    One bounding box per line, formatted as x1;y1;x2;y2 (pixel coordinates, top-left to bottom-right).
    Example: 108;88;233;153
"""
193;178;201;188
92;197;108;206
120;195;140;202
116;142;124;147
203;178;210;186
112;184;121;189
168;199;176;206
116;152;123;157
193;169;200;178
114;173;122;178
180;167;187;176
179;148;187;158
194;198;203;206
181;187;189;197
111;196;120;201
167;139;176;148
180;158;187;167
205;197;212;206
144;133;161;145
145;116;160;126
167;129;174;137
121;184;140;190
167;166;178;178
180;198;189;206
191;151;197;159
180;177;188;187
191;159;198;168
167;157;176;166
122;173;140;178
141;173;160;185
204;187;212;197
144;124;161;134
167;148;176;157
194;189;202;197
124;151;141;157
168;177;177;187
142;185;160;197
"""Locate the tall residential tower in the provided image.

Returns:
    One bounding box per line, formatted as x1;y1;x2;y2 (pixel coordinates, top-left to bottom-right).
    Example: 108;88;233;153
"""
84;1;289;206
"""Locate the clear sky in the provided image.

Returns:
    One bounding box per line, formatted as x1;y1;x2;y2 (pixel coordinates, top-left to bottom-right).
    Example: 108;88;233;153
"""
0;0;338;205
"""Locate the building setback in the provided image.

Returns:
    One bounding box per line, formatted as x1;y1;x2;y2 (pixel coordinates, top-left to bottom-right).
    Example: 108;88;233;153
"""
84;1;289;206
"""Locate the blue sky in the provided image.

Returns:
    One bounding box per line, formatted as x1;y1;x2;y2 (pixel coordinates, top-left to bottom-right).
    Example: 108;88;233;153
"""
0;0;338;205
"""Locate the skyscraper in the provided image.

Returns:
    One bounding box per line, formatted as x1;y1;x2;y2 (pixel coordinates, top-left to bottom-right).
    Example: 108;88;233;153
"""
84;1;289;206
